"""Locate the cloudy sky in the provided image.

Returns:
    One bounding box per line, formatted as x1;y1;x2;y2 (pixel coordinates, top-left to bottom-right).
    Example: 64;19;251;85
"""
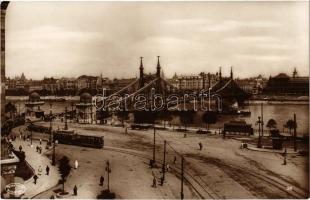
5;1;309;79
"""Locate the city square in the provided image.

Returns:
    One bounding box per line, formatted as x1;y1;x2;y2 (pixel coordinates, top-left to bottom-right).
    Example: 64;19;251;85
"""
1;1;309;199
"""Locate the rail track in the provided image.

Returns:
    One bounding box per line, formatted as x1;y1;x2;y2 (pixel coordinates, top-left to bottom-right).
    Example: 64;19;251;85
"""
103;146;308;199
103;146;220;199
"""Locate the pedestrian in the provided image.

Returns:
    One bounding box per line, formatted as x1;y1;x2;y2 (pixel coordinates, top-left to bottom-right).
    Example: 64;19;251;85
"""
166;164;170;172
19;145;22;152
36;146;39;152
184;133;187;138
199;142;203;151
39;146;42;154
73;185;77;195
173;156;177;164
38;165;43;175
46;165;50;175
283;148;287;165
39;139;42;145
23;135;26;141
33;174;38;184
74;160;79;169
100;176;104;186
152;176;157;188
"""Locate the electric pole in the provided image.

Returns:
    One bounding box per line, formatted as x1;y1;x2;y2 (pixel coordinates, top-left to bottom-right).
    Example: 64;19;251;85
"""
64;106;68;130
49;103;52;144
106;160;111;192
162;140;167;182
181;156;184;200
261;103;264;137
256;116;262;148
294;113;297;152
153;127;156;166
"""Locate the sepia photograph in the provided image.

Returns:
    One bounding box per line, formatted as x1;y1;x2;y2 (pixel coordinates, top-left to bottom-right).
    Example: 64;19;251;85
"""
0;1;309;199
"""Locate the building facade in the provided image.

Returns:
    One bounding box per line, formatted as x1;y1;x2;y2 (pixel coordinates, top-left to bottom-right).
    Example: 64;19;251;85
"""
263;71;309;95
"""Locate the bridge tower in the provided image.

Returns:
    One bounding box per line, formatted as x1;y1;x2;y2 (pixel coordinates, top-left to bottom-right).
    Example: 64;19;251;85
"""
219;67;222;86
139;57;144;88
156;56;161;78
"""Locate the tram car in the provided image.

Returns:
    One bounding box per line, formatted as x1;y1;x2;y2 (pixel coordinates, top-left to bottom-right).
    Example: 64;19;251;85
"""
53;131;104;149
223;120;253;135
27;124;50;133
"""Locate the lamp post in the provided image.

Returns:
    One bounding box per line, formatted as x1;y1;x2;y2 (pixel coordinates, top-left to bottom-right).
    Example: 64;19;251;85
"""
181;156;184;200
52;139;56;166
105;160;111;192
256;116;262;148
30;124;33;147
162;140;167;183
71;101;74;123
64;106;68;130
152;127;156;167
208;87;212;111
49;103;53;144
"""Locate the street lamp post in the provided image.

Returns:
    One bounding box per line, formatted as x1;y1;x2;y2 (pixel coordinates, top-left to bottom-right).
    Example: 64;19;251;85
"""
49;103;53;144
208;87;212;111
52;138;56;166
293;113;297;152
30;126;33;147
105;160;111;192
181;156;184;200
256;116;262;148
152;127;156;167
64;107;68;130
162;140;167;183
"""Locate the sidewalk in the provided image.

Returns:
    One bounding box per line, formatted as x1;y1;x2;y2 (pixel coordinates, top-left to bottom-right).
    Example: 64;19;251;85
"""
246;144;299;154
12;138;60;198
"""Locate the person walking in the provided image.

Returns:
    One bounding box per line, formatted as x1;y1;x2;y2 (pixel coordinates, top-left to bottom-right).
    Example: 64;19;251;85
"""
100;176;104;186
39;139;42;145
173;156;177;164
152;176;157;188
74;160;79;169
283;148;287;165
73;185;78;196
166;164;170;172
33;174;38;184
46;165;50;175
38;165;43;176
19;145;22;152
199;142;203;151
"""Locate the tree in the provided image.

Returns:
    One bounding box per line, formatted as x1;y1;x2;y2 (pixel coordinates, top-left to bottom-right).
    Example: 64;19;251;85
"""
157;110;173;128
179;111;195;130
202;111;217;130
58;156;71;193
5;102;17;119
266;119;277;136
133;111;157;124
116;110;129;127
284;119;297;135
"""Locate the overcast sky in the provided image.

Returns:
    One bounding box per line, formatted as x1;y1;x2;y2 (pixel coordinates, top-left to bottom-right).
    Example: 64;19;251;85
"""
5;1;309;79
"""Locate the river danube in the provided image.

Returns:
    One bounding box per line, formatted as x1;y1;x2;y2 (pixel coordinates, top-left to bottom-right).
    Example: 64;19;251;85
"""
7;97;309;136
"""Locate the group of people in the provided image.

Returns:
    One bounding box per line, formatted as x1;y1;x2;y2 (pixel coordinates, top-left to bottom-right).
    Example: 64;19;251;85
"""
33;165;50;184
36;146;43;154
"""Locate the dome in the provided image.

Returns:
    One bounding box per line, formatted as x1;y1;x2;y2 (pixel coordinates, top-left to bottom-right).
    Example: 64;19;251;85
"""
29;92;40;102
80;92;92;103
